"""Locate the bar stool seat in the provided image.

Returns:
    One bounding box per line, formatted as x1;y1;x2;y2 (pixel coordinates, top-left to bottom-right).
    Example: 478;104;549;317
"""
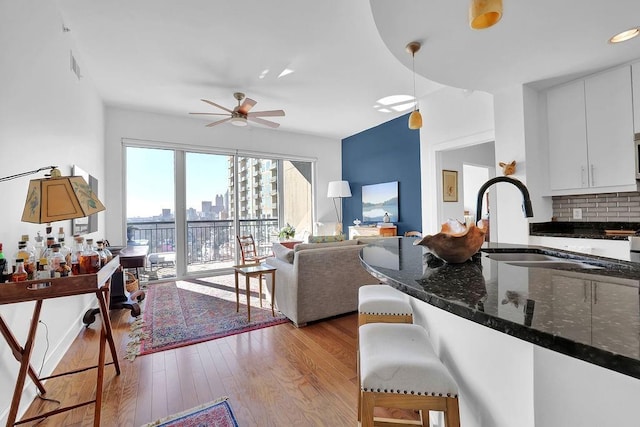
358;284;413;326
358;323;460;427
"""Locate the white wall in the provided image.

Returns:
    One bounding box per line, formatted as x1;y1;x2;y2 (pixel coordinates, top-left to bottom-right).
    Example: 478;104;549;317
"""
104;108;342;245
0;1;106;423
420;87;496;235
492;86;553;244
439;143;495;225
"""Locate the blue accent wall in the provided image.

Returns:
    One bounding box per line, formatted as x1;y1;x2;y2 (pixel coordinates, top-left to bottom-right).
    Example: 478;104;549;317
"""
342;113;422;236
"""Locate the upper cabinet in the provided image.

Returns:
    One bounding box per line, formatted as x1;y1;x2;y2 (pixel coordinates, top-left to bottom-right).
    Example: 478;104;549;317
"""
546;66;635;195
633;62;640;134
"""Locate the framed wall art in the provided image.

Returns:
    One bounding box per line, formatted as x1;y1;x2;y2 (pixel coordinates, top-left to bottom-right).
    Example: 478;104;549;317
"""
442;170;458;202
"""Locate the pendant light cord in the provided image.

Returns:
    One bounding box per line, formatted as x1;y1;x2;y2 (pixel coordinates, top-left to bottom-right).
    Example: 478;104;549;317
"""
412;52;418;112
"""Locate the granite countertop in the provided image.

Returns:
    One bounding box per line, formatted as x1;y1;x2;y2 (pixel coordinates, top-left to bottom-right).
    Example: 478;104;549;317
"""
360;238;640;379
530;221;640;240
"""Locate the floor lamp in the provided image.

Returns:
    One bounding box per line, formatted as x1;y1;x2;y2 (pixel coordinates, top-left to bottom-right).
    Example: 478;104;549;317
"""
327;180;351;236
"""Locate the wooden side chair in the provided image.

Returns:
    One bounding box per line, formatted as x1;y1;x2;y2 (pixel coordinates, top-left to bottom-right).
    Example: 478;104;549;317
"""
236;234;269;265
404;230;422;238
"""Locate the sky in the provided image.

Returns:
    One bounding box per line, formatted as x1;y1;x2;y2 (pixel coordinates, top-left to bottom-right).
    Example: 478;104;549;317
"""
126;147;230;218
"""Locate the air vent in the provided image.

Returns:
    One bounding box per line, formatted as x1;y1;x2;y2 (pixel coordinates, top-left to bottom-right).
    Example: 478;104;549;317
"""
70;51;81;80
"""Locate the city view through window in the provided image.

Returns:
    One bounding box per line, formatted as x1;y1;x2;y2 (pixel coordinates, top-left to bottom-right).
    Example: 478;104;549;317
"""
125;146;312;280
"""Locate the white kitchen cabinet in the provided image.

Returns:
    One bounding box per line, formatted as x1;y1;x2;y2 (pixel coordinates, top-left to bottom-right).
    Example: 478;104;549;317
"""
633;62;640;134
546;66;635;194
585;66;635;188
547;80;588;191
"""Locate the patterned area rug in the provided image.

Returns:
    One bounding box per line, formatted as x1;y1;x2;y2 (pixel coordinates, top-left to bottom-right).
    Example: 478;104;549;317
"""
128;275;289;358
139;396;238;427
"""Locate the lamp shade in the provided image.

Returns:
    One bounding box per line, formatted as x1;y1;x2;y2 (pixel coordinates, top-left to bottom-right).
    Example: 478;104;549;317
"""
21;174;105;224
327;180;352;198
408;110;423;130
469;0;503;30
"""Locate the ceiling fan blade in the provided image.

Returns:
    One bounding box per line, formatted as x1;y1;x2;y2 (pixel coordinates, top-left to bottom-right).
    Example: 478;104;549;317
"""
189;112;231;116
201;99;233;113
205;117;232;127
247;109;285;118
237;98;257;115
248;116;280;128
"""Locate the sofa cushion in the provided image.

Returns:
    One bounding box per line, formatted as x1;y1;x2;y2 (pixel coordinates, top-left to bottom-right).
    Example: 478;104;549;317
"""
294;239;358;252
308;234;345;243
272;242;294;263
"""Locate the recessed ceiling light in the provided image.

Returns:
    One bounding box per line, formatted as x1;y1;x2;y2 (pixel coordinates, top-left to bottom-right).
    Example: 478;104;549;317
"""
258;69;269;79
609;27;640;43
278;68;294;78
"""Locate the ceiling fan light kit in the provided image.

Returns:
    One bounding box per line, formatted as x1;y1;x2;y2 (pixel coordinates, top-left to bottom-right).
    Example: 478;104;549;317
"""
406;41;423;130
189;92;285;128
230;116;248;126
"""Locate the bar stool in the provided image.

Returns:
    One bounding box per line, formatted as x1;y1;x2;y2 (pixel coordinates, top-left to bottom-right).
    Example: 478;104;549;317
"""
358;284;413;326
358;323;460;427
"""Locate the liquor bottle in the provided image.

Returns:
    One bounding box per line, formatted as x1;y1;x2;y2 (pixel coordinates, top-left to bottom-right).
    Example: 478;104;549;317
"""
0;243;10;282
56;260;71;277
21;234;36;258
95;240;112;267
80;240;100;274
42;236;56;261
58;233;71;265
47;243;65;274
11;259;28;282
70;236;84;275
37;258;51;279
15;241;36;280
33;231;44;260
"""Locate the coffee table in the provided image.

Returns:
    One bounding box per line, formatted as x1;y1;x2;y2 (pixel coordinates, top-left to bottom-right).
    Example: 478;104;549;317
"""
233;264;277;321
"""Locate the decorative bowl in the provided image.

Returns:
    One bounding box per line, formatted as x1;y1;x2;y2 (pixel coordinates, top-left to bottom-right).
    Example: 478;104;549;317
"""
414;219;486;264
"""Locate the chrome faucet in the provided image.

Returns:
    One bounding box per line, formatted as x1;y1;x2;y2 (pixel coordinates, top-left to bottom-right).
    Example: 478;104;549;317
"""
475;176;534;223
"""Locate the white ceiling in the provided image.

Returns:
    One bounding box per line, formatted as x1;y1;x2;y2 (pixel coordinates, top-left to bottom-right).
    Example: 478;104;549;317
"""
56;0;640;140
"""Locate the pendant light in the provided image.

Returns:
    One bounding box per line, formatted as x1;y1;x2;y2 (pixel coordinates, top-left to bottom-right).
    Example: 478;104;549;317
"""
469;0;503;30
406;41;422;130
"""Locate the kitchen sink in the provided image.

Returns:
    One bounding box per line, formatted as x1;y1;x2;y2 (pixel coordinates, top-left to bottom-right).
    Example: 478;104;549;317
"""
485;253;558;262
484;251;603;269
504;260;602;270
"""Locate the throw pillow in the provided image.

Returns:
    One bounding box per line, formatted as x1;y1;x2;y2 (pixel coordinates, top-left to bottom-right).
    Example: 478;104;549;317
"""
272;242;294;263
308;234;345;243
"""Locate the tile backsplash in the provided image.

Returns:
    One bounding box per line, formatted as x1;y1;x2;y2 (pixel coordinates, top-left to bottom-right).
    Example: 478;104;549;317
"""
552;192;640;222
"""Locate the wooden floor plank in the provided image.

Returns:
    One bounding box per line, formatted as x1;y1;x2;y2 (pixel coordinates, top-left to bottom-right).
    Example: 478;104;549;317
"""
19;277;419;426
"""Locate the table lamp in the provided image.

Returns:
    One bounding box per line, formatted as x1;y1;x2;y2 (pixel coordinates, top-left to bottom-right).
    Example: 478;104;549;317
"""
1;166;105;224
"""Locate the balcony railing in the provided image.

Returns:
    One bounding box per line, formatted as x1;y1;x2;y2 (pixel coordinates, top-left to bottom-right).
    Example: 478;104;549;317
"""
126;218;279;268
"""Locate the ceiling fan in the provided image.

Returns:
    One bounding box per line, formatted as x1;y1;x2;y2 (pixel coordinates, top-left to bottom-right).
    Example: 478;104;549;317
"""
189;92;285;128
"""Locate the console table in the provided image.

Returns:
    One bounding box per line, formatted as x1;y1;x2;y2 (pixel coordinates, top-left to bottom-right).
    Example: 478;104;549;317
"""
0;257;121;427
348;225;397;239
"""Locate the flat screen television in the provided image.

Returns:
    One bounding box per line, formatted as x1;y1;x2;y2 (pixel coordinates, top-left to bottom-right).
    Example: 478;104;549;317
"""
362;181;399;223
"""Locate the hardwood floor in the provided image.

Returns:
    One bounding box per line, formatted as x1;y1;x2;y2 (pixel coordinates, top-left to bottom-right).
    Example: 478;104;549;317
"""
20;295;362;426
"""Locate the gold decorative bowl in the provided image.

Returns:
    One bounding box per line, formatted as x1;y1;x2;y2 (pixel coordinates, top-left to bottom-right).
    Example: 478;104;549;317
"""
415;220;486;264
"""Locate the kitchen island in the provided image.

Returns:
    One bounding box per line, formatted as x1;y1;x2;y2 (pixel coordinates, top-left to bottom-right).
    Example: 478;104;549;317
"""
360;238;640;427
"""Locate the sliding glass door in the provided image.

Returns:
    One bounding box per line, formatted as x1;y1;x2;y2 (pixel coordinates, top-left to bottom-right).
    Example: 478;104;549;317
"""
126;147;177;280
126;144;314;281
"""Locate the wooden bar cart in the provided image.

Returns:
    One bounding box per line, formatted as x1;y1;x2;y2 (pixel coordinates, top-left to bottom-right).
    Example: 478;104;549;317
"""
0;256;121;427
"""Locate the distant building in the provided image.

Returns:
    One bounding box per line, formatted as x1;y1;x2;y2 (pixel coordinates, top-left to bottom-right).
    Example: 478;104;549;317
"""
229;157;277;219
201;201;213;219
